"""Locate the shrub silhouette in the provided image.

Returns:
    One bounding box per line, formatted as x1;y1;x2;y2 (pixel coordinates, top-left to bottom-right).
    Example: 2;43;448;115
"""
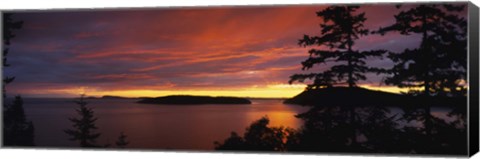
215;117;295;151
115;132;129;148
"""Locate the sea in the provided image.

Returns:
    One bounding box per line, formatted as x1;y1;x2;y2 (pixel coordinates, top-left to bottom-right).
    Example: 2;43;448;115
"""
18;98;453;150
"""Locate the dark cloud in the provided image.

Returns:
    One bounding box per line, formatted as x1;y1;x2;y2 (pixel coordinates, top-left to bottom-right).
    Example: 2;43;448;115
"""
4;3;468;97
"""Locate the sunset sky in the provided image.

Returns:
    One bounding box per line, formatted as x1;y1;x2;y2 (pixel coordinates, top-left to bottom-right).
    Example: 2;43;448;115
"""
4;3;467;98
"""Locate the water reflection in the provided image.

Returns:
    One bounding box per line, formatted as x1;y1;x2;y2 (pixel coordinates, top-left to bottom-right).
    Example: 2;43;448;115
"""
23;98;308;150
245;99;307;128
22;97;462;152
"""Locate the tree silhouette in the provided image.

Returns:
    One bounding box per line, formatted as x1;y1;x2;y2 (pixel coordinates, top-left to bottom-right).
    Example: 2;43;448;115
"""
287;104;404;153
288;6;390;149
358;106;404;153
376;4;467;137
377;4;467;96
3;13;35;146
64;95;101;147
290;5;386;89
215;117;295;151
289;106;354;152
3;96;34;146
214;132;246;150
115;132;129;148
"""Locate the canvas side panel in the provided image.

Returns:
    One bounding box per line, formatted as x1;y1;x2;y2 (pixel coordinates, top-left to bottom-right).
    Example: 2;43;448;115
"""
468;1;479;157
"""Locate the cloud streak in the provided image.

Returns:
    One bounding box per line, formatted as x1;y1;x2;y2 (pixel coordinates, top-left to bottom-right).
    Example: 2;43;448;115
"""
4;3;467;97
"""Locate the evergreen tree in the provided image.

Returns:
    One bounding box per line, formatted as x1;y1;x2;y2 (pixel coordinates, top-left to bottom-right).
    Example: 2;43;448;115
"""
376;4;467;137
3;13;35;146
377;4;467;97
290;5;386;89
4;96;35;146
64;95;101;147
115;132;129;148
3;13;22;100
289;5;388;150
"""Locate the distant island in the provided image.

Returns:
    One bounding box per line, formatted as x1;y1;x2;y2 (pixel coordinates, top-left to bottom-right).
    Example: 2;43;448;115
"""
284;87;466;108
86;95;139;99
101;95;135;99
137;95;252;105
284;87;405;106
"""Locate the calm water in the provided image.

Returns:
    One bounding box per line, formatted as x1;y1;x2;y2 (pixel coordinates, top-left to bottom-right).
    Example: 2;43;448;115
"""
21;98;454;150
22;98;309;150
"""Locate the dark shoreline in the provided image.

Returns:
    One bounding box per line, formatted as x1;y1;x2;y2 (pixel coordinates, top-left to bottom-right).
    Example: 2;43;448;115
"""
137;95;252;105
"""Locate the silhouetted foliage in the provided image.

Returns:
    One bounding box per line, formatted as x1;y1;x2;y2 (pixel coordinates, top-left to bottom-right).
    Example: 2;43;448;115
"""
284;88;408;153
215;132;245;150
2;13;22;87
377;4;467;97
213;3;468;155
287;6;392;151
3;96;35;146
115;132;129;148
284;5;407;154
215;105;407;153
358;106;404;153
267;4;468;155
64;95;101;147
393;115;466;155
375;4;467;148
3;13;35;146
290;5;386;89
288;106;355;152
289;103;406;153
215;117;295;151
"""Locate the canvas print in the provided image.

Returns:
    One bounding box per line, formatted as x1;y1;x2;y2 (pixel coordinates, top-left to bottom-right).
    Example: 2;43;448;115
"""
2;2;477;156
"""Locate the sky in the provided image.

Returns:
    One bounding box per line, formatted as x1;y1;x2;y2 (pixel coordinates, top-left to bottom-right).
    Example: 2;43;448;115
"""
4;3;467;98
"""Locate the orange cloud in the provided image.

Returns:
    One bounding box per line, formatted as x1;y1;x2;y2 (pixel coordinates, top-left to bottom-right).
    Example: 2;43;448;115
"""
9;4;466;98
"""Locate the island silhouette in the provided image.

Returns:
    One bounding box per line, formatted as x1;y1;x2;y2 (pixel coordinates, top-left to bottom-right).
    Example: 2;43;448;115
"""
137;95;252;105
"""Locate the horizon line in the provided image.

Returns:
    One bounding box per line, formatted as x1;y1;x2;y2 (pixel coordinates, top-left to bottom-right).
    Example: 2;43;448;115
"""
9;85;410;99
